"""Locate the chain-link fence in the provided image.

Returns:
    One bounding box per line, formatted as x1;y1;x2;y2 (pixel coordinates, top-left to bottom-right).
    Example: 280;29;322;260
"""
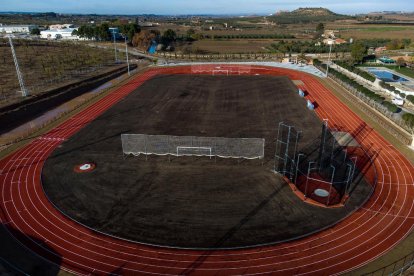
274;121;376;206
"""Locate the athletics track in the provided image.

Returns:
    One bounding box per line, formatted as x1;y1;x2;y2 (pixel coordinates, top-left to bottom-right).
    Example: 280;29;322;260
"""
1;64;414;275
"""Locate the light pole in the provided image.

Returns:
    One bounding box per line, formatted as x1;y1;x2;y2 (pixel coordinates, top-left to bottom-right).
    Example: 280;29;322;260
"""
112;30;118;63
125;36;130;76
8;35;29;97
325;40;333;77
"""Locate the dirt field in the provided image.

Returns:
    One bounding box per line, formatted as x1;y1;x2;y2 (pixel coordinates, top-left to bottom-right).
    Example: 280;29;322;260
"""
42;74;372;249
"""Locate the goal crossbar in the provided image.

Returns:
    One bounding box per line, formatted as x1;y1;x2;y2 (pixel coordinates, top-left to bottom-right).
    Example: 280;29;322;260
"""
121;134;264;159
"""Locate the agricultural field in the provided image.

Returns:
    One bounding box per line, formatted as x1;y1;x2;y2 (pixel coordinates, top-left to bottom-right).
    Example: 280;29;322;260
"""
179;39;280;54
155;19;414;54
327;23;414;40
0;39;127;107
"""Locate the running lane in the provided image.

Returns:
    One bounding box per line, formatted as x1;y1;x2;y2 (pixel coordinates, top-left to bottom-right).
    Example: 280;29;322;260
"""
0;65;413;275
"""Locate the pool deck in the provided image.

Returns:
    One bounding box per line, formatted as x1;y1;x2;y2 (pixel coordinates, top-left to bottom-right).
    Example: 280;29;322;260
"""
361;67;414;95
362;67;414;83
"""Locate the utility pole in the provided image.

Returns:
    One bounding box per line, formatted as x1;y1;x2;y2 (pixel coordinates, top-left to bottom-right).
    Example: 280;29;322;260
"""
8;36;29;97
125;36;130;76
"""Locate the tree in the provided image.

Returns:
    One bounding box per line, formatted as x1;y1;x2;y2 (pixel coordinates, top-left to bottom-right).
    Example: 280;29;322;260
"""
402;113;414;131
386;39;404;50
315;23;324;39
119;23;140;42
186;28;196;41
30;28;40;35
350;42;367;64
402;39;412;48
97;23;110;41
132;30;160;51
316;23;324;33
162;29;176;44
77;25;97;40
396;57;406;69
407;95;414;104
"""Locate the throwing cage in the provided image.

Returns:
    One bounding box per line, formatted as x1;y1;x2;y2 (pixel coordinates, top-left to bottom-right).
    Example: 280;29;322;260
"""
121;134;264;160
274;121;362;206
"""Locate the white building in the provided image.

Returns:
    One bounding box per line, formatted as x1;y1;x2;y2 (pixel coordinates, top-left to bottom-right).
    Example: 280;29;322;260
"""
40;28;79;40
49;24;75;30
0;24;38;34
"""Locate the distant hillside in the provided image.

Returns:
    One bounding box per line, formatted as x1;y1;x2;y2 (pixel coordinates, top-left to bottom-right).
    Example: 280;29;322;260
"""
270;7;352;23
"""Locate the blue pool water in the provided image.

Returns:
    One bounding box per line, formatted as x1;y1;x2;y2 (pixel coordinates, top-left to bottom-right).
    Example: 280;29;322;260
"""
148;41;157;54
367;69;408;82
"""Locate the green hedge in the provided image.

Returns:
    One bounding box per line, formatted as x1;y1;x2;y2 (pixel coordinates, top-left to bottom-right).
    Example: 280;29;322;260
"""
379;81;397;92
328;66;384;102
407;95;414;104
403;113;414;128
382;101;399;113
313;59;399;113
334;61;376;82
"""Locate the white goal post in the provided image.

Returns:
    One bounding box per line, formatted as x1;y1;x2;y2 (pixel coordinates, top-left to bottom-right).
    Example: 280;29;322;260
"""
190;64;252;75
212;69;229;76
121;134;265;159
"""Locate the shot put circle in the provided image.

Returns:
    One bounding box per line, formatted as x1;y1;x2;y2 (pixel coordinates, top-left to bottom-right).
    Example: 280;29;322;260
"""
74;162;96;173
314;188;330;198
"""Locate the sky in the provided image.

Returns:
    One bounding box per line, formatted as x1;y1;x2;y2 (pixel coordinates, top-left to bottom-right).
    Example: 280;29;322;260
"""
1;0;413;15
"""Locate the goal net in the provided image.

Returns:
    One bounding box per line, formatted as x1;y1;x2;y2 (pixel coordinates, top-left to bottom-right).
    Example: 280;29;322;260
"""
231;65;252;75
121;134;264;159
190;64;252;75
177;146;212;158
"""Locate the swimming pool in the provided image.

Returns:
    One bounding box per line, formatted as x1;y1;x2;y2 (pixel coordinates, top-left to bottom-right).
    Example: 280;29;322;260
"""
148;41;157;54
367;68;408;82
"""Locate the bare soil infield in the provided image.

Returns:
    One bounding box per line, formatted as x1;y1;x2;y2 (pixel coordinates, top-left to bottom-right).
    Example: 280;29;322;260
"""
42;74;372;249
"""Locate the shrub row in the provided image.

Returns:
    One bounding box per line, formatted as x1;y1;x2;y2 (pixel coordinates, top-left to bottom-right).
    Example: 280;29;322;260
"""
382;101;399;113
314;59;399;113
334;61;376;82
402;113;414;128
407;95;414;104
378;81;406;97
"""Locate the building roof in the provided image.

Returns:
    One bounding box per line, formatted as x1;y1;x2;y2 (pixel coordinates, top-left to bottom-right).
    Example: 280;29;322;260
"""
0;24;38;28
41;28;77;34
335;38;347;44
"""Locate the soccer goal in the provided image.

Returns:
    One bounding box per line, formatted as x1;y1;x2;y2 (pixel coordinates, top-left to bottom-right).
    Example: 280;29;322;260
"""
121;134;265;160
212;70;229;76
231;65;252;75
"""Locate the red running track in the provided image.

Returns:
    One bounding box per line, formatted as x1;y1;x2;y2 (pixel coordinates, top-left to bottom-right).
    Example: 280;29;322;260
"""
1;65;414;275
